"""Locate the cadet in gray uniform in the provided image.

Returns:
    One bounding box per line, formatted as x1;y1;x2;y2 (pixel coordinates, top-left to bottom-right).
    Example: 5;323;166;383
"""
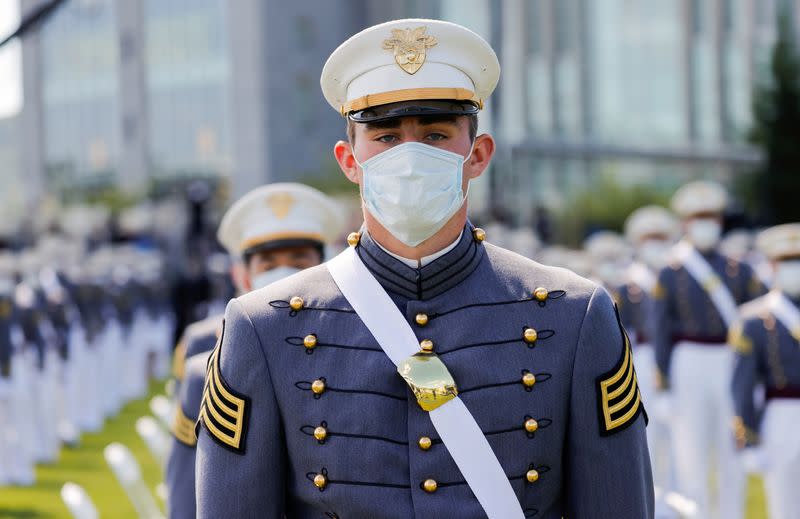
196;19;653;518
166;183;343;519
730;223;800;519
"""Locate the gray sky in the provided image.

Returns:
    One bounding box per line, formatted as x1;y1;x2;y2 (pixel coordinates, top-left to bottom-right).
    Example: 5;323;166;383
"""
0;0;21;119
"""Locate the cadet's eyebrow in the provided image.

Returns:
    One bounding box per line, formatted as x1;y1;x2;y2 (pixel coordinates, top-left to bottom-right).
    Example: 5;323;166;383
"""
363;119;402;132
363;115;460;132
417;115;459;126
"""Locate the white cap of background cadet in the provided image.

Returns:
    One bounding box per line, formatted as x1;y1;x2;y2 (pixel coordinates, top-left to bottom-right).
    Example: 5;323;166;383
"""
625;205;680;244
671;181;728;219
217;183;345;257
756;223;800;261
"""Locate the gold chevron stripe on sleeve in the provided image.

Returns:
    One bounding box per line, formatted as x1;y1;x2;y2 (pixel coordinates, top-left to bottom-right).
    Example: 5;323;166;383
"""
172;339;187;381
172;404;198;447
597;325;644;435
198;345;249;453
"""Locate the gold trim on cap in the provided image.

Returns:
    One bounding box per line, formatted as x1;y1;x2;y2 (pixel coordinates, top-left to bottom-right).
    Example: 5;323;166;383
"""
239;231;325;252
341;87;480;116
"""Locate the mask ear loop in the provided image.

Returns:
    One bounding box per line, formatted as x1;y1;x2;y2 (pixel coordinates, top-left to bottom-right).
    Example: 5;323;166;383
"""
461;139;477;200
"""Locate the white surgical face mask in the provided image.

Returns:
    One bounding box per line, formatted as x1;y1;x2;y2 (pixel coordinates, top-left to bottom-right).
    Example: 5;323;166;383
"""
250;266;301;291
686;218;722;251
357;141;471;247
596;262;622;287
639;239;671;270
775;260;800;297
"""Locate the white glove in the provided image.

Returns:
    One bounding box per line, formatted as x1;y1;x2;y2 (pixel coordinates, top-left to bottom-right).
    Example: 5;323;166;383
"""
741;447;768;474
650;393;673;423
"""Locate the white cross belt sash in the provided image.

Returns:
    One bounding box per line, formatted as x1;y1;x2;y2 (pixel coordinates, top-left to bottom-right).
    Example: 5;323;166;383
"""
766;290;800;342
673;241;739;328
327;247;525;519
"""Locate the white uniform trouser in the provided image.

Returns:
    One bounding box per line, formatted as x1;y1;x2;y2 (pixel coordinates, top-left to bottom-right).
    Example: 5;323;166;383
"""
671;342;744;519
4;353;35;485
31;348;61;463
152;314;172;380
102;321;125;416
761;399;800;519
634;344;672;492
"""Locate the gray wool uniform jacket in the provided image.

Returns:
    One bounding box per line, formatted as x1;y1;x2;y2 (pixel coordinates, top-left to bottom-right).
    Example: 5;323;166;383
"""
650;247;766;382
166;349;211;519
195;225;654;518
729;292;800;446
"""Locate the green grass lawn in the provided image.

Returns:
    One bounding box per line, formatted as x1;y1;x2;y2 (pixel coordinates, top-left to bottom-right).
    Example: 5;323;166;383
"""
0;380;167;518
0;379;772;518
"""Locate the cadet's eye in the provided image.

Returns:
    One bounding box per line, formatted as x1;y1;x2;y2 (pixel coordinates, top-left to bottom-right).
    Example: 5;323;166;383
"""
375;134;399;143
426;133;447;142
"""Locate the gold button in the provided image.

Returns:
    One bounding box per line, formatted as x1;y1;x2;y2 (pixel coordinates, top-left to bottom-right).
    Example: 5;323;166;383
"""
525;418;539;433
311;379;326;394
314;426;327;441
415;313;429;326
533;287;549;302
526;469;539;483
347;232;361;247
418;436;432;451
304;334;318;349
290;296;304;311
472;227;486;243
522;372;536;387
523;328;538;344
422;479;438;493
419;339;434;353
313;473;327;489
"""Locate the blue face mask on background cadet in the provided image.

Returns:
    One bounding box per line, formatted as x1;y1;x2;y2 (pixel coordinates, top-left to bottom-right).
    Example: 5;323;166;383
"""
357;141;472;247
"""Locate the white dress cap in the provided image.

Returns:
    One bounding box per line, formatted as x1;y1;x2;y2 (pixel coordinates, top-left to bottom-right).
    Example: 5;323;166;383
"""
671;180;728;218
321;19;500;117
756;223;800;260
583;231;632;262
624;205;680;244
217;183;345;256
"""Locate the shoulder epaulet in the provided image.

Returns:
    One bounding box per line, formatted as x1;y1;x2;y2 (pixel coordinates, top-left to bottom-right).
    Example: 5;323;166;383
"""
596;306;645;436
172;339;187;381
728;321;753;355
197;323;250;454
651;279;665;300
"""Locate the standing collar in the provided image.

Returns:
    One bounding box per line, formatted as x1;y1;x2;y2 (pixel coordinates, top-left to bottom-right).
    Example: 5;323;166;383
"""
374;231;464;268
355;223;486;300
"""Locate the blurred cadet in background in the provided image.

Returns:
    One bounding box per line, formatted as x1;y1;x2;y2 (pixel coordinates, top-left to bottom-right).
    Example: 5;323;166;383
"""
721;228;774;289
730;223;800;519
583;230;632;289
619;205;680;496
166;182;343;519
652;180;766;519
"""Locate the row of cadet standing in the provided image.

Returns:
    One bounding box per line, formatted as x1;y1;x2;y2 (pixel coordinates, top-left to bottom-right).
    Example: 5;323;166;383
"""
0;206;178;488
528;180;799;519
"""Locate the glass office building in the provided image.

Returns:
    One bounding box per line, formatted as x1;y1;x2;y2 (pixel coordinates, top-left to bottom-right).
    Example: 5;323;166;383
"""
4;0;794;222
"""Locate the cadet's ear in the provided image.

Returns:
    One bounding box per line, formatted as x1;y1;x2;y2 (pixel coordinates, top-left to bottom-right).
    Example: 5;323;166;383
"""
464;133;495;181
334;140;361;185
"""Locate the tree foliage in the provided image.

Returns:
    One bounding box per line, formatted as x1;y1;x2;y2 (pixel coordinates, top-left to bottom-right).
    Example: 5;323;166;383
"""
749;13;800;224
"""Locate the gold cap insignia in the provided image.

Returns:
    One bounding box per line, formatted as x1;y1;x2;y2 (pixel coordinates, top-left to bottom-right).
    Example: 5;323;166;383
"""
266;193;295;220
382;26;437;75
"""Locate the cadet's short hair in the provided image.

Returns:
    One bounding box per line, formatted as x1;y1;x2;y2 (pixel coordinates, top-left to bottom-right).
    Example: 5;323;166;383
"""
346;113;479;144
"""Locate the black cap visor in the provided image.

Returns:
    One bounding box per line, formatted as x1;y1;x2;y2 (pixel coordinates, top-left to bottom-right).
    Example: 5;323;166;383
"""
348;99;479;123
242;238;324;261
